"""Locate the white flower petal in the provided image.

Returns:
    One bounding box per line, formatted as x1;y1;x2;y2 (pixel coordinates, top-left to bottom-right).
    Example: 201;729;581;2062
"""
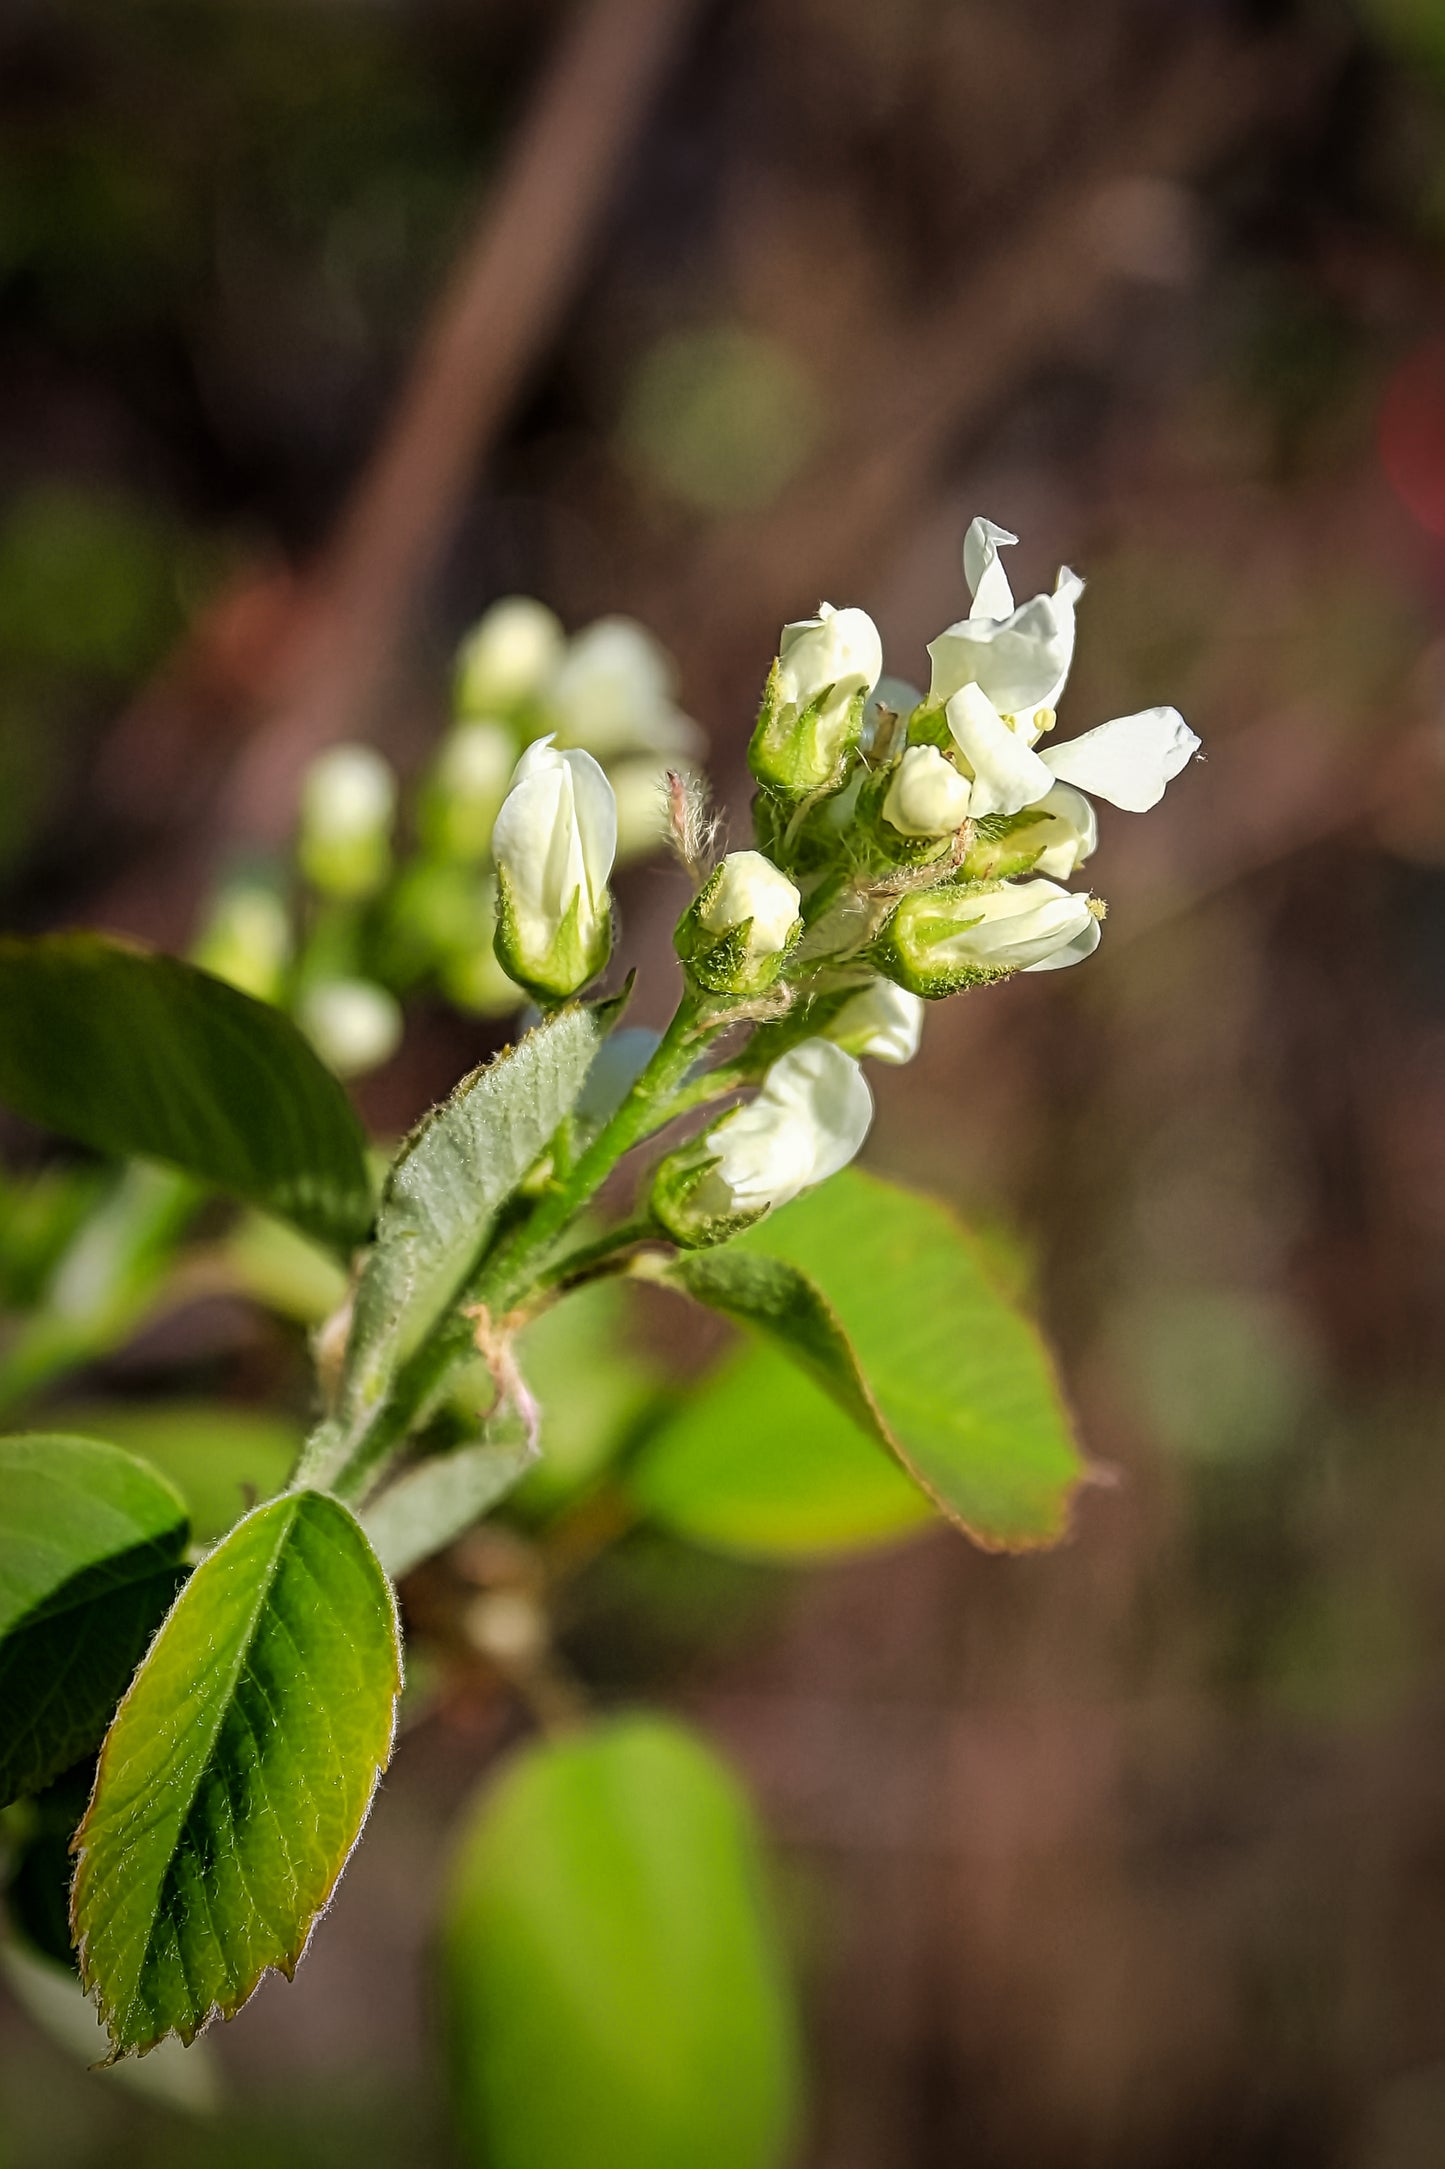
963;517;1018;621
701;850;801;956
941;878;1095;972
928;578;1080;717
1029;782;1098;878
826;981;924;1065
1041;705;1199;812
1021;910;1103;972
945;683;1054;819
882;745;972;836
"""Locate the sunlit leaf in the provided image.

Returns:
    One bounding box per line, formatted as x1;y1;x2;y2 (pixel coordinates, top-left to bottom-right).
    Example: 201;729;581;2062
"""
72;1490;400;2055
0;1434;189;1808
442;1716;801;2169
0;933;373;1253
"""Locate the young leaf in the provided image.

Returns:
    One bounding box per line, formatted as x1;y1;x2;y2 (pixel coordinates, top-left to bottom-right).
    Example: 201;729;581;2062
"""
664;1171;1090;1550
629;1343;933;1559
442;1716;801;2169
0;934;374;1253
362;1421;537;1580
71;1489;400;2056
0;1435;190;1809
323;1003;609;1463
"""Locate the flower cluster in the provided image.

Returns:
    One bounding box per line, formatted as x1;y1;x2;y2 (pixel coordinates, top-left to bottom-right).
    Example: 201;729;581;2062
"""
483;518;1199;1243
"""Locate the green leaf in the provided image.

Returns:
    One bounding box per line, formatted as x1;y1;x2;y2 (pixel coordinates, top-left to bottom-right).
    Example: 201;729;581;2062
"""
442;1716;801;2169
673;1171;1088;1550
44;1401;301;1541
0;1435;190;1809
72;1490;400;2056
323;1004;609;1463
629;1343;933;1559
362;1421;536;1579
0;933;373;1253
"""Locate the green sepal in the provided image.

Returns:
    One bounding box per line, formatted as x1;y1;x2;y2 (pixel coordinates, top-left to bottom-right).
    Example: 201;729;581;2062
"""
747;665;867;797
870;882;1016;999
960;808;1050;882
493;868;611;1004
649;1139;768;1251
673;865;801;999
905;699;952;749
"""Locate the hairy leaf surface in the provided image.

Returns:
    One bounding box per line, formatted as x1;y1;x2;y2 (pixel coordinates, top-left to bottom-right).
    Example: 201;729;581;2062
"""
72;1490;400;2055
0;1435;189;1808
0;934;373;1253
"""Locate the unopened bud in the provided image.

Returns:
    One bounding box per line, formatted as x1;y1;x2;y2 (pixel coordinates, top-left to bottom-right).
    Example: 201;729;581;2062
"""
298;744;397;900
455;597;564;718
195;880;292;1004
674;849;801;997
492;738;617;1000
422;720;516;863
549;617;700;759
876;876;1101;996
298;978;403;1077
881;745;972;838
749;603;883;795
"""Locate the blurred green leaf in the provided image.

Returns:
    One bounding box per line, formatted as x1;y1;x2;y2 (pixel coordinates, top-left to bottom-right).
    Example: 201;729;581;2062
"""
0;1434;189;1808
43;1401;300;1542
4;1761;94;1970
73;1490;400;2055
362;1419;536;1579
442;1715;801;2169
1;1936;221;2113
512;1279;663;1512
0;935;375;1254
630;1340;933;1559
620;326;821;515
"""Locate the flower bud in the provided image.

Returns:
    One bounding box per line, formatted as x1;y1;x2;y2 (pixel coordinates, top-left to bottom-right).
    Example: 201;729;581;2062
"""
549;617;700;759
492;737;617;1000
651;1040;872;1245
881;745;972;838
749;603;883;795
421;720;516;863
298;978;403;1078
298;744;396;900
825;979;924;1065
194;880;292;1004
876;876;1101;996
674;849;802;997
455;597;564;718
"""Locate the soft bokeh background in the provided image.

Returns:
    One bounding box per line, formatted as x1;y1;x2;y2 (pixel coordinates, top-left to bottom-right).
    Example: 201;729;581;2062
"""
6;0;1445;2163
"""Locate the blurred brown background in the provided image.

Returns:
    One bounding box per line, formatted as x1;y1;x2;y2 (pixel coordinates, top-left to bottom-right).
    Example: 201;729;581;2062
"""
5;0;1445;2163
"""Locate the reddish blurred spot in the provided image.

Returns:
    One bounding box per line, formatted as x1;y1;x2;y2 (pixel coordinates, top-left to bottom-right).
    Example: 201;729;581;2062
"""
1380;337;1445;537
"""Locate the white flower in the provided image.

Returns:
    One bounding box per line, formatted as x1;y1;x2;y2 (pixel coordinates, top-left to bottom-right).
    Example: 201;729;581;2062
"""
882;744;972;837
707;1041;873;1215
455;597;564;717
549;617;700;759
826;980;924;1065
492;736;617;997
776;603;884;715
298;979;403;1078
927;550;1082;721
944;682;1056;819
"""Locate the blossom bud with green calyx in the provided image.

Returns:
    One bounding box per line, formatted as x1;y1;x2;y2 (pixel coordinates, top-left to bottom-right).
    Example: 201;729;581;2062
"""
492;736;617;1001
548;617;700;761
297;978;403;1078
748;603;883;796
875;875;1103;996
194;878;292;1004
860;743;973;869
651;1040;873;1248
298;743;396;901
455;597;564;719
674;849;802;998
420;719;516;863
